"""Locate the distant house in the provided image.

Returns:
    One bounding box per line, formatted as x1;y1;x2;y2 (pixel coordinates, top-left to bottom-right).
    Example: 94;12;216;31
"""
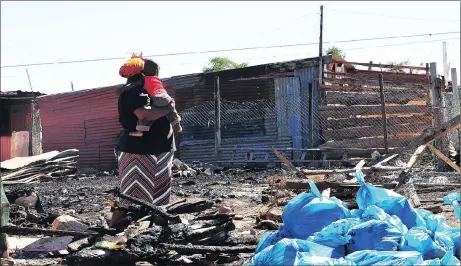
0;91;42;161
38;56;331;169
173;56;332;163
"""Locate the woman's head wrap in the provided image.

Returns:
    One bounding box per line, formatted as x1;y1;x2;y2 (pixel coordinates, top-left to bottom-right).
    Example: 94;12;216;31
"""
119;54;147;78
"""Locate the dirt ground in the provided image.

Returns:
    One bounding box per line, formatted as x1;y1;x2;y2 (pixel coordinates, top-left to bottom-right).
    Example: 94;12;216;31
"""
3;167;460;265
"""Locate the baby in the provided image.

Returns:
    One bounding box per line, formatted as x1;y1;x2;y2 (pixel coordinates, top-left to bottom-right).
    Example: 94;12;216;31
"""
130;59;182;137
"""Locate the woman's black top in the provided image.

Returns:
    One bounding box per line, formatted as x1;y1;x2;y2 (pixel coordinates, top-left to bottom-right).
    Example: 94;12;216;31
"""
116;79;174;155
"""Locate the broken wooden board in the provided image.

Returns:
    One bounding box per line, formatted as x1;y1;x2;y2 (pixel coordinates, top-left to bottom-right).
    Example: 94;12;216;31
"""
1;150;79;184
0;151;59;170
395;145;426;208
10;131;29;159
426;144;460;172
6;236;73;252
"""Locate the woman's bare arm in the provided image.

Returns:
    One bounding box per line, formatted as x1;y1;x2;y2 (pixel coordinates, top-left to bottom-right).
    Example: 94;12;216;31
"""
134;106;172;121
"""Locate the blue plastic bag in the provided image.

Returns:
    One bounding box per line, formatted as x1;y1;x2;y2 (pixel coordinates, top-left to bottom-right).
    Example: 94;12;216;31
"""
355;170;425;229
440;227;460;259
255;225;292;253
361;205;408;234
418;210;451;233
443;192;461;220
345;250;424;265
307;218;361;258
452;200;460;220
350;209;364;219
282;180;350;239
401;226;454;260
249;239;335;266
443;192;460;205
346;219;404;253
295;253;356;266
424;249;460;265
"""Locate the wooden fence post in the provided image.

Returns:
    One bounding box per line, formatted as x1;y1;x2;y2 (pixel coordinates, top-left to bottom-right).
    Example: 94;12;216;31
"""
430;63;445;171
378;74;389;153
451;68;460;174
214;76;221;162
308;83;314;148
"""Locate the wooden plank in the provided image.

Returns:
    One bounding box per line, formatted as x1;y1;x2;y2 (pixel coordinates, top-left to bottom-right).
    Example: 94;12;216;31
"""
323;77;427;89
324;71;428;86
331;60;427;71
427;144;460;172
326;91;425;105
379;74;389;153
405;115;460;150
319;135;418;149
323;124;425;141
320;105;427;119
430;63;444;171
321;85;426;93
322;115;432;130
376;114;461;164
395;145;426;208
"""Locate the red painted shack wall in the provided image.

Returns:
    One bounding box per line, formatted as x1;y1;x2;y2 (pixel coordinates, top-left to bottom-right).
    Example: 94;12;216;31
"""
0;99;32;162
39;81;175;170
0;136;11;162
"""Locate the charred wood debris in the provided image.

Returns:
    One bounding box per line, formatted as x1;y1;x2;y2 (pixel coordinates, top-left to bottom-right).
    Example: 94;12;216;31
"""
0;117;459;266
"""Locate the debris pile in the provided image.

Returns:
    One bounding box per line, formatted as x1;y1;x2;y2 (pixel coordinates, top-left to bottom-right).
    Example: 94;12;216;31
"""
0;150;79;184
172;159;224;178
2;187;257;265
249;169;461;266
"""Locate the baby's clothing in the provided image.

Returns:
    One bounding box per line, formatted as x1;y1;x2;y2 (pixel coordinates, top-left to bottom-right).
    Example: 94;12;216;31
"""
133;76;182;134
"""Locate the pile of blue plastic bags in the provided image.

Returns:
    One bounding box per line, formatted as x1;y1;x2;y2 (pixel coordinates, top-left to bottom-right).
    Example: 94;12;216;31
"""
249;170;461;266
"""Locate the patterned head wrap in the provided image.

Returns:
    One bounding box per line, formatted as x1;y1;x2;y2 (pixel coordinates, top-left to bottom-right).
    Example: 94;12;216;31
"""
119;53;147;78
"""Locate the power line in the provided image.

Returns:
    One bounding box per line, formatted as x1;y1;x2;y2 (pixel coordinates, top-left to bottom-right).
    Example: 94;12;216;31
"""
3;38;459;81
342;37;460;51
1;31;459;69
328;8;460;22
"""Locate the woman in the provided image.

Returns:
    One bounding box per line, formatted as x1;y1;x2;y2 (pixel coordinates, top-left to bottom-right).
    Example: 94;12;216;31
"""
111;55;176;227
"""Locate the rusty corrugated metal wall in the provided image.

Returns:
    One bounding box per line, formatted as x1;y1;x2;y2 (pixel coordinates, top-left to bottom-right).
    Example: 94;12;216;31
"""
39;81;175;170
40;86;122;170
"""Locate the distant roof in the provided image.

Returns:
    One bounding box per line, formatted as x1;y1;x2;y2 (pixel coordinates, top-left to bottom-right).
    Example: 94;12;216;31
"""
328;55;355;71
0;90;44;99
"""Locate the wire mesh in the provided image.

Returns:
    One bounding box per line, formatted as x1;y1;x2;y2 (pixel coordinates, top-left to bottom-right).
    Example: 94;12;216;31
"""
315;68;434;155
442;87;460;151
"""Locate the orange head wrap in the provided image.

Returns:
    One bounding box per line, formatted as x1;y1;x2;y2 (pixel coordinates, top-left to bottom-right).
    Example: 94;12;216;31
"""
119;54;147;78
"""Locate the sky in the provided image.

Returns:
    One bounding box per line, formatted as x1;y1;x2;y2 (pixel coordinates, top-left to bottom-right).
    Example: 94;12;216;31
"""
1;1;460;95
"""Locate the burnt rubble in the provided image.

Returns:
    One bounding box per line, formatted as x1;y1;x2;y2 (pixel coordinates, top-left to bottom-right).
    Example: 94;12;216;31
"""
0;152;459;265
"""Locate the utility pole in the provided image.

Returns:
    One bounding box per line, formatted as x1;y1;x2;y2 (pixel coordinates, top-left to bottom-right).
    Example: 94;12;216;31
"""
71;81;74;91
443;42;449;86
26;69;35;157
214;76;221;163
318;5;324;87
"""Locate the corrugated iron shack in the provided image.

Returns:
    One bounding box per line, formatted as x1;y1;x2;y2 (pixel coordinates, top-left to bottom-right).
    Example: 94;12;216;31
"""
174;56;331;163
38;56;330;169
0;91;42;162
